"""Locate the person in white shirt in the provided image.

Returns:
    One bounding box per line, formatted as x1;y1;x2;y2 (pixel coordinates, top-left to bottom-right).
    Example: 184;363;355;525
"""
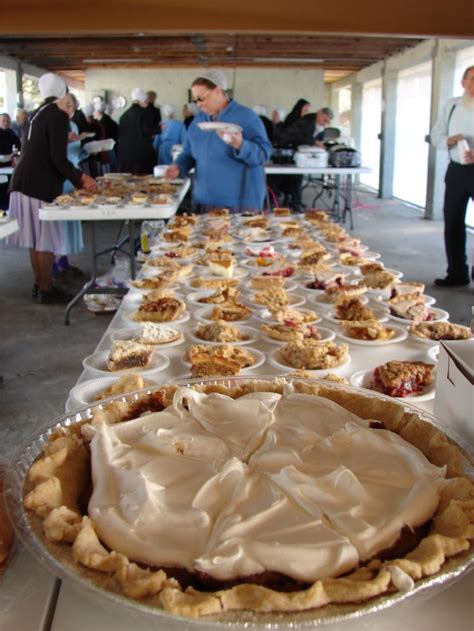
430;65;474;287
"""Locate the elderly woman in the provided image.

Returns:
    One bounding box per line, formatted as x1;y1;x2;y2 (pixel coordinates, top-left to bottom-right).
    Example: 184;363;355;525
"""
155;104;186;165
8;73;97;304
166;70;272;212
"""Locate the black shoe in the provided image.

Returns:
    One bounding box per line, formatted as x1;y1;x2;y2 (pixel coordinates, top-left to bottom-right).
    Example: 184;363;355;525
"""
37;286;75;304
434;276;470;287
32;284;39;299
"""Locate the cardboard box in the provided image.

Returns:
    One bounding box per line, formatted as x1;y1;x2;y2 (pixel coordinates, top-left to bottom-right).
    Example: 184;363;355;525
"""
433;340;474;444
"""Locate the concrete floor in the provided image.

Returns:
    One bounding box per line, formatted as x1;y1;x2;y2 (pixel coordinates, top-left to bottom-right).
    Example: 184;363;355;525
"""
0;188;472;461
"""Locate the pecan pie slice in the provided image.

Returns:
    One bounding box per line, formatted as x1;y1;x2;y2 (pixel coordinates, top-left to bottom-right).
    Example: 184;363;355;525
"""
133;297;186;322
372;360;435;397
106;341;154;371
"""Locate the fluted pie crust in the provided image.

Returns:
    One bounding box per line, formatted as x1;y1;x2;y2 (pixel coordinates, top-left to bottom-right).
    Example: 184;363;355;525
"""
23;380;473;621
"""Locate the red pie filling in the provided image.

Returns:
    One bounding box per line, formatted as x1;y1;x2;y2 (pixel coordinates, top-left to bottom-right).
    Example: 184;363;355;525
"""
373;367;425;397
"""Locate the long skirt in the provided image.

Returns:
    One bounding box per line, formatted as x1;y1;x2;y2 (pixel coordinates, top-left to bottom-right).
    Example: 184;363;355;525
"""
7;191;72;255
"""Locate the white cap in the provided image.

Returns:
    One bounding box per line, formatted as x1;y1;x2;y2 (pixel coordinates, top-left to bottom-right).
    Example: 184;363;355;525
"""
131;88;147;103
163;103;177;118
38;72;67;99
83;104;94;117
94;101;106;113
197;69;227;90
253;105;267;116
276;108;286;120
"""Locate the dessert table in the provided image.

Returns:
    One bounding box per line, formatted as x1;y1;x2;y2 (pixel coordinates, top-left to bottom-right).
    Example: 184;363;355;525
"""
4;211;472;631
264;165;371;230
38;178;190;325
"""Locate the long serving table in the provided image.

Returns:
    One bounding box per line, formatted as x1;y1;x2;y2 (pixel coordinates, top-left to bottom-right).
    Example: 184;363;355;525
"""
4;213;473;630
39;178;190;325
264;165;371;230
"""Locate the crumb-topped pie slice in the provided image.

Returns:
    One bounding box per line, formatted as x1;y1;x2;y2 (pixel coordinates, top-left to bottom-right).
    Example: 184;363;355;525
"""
335;296;377;321
195;320;249;343
279;339;349;369
340;319;396;341
211;303;252;322
372;360;435;397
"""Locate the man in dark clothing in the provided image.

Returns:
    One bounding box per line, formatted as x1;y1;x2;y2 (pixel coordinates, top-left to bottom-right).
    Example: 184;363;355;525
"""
146;90;162;128
277;107;335;148
270;107;334;211
118;88;161;174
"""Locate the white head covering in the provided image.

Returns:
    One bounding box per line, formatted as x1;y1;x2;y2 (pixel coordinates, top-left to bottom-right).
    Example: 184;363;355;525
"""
197;69;227;90
38;72;67;99
131;88;147;103
83;104;94;117
94;101;106;113
186;102;198;115
163;104;177;119
276;108;286;120
253;105;267;117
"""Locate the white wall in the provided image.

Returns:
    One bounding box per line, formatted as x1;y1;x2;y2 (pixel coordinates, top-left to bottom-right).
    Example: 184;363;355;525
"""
84;67;326;120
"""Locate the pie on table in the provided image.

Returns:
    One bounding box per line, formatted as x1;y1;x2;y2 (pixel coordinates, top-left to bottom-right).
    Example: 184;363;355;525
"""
372;360;435;397
261;322;323;342
133;297;186;322
195;320;249;343
106;341;155;371
409;321;472;341
278;339;349;369
94;375;151;400
340;319;396;341
23;379;473;620
184;344;256;377
388;294;432;322
335;296;378;321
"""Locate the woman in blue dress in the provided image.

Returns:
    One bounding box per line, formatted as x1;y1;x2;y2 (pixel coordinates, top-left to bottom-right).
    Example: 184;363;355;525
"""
155;104;186;165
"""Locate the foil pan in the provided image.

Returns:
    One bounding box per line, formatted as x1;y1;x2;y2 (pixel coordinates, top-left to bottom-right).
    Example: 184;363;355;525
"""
5;377;474;628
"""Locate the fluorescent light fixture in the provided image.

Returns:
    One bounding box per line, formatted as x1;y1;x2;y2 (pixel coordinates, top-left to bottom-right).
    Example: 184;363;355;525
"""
83;58;153;63
253;57;324;63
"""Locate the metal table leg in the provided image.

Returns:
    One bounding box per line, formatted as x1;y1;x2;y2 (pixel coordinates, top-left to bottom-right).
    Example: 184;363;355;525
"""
64;222;98;325
342;175;354;230
128;220;136;279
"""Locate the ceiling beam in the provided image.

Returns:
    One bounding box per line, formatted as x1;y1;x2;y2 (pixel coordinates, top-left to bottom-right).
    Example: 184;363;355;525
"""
2;0;473;38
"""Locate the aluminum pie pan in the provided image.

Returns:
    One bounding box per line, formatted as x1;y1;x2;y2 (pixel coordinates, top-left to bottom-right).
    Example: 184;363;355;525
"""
5;376;474;628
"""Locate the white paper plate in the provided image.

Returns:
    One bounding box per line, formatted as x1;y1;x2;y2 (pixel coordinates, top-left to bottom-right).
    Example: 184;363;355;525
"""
198;267;248;280
194;306;254;324
126;280;179;293
246;293;306;309
82;349;170;377
349;368;436;402
109;326;185;348
181;347;265;372
324;307;389;325
256;307;320;325
377;293;436;307
122;290;184;306
426;345;440;362
387;307;449;326
197;121;242;133
66;375;163;411
310;292;369;310
335;323;408;346
268;347;351;375
121;308;190;327
244;277;298;293
260;326;336;346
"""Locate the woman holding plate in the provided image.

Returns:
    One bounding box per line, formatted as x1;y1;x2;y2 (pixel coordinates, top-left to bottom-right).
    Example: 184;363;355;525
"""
165;70;272;212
